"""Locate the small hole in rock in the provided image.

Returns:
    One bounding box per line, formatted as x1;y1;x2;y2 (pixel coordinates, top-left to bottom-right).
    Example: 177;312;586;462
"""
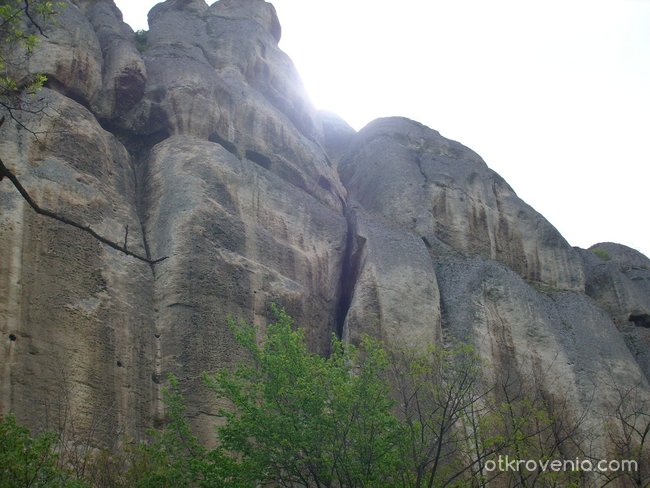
116;360;123;367
317;176;332;192
154;333;160;339
629;314;650;328
245;149;272;170
9;334;17;341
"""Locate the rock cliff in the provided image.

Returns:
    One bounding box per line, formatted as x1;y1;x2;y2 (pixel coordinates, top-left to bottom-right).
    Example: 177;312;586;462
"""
1;0;649;454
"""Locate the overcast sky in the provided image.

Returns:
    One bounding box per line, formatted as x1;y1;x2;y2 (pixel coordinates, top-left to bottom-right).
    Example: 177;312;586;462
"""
114;0;650;258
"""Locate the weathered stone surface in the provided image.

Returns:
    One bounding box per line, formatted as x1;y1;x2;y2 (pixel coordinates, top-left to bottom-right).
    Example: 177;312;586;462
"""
341;206;441;347
126;0;343;212
1;0;349;445
142;135;346;440
580;243;650;380
25;1;103;107
436;255;650;452
339;117;585;291
0;89;154;445
317;110;356;166
82;0;147;121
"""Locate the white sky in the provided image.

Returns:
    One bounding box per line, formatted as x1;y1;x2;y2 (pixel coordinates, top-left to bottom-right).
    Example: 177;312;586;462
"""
115;0;650;258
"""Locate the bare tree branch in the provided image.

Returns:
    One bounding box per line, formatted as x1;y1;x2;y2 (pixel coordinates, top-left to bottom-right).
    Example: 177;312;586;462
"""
22;0;47;37
0;152;167;266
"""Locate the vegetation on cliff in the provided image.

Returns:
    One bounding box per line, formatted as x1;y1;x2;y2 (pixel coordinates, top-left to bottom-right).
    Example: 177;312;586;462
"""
2;308;648;487
0;0;58;122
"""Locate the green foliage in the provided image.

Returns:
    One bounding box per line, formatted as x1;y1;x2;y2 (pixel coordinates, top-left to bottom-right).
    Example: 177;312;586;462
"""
134;30;148;53
0;413;85;487
0;0;59;102
204;305;402;486
532;282;563;294
592;247;611;261
125;374;207;487
123;373;262;488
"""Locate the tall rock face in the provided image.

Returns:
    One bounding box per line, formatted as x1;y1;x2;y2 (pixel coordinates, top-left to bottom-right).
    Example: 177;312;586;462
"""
1;0;649;454
339;118;585;292
1;0;346;444
338;118;650;452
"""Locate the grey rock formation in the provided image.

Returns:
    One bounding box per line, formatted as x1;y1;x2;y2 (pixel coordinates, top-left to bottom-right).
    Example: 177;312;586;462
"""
26;2;104;106
143;135;346;436
580;243;650;379
1;0;649;461
317;110;356;166
341;206;442;347
0;89;154;445
82;0;148;121
1;0;346;444
338;119;650;457
436;255;646;449
339;117;585;291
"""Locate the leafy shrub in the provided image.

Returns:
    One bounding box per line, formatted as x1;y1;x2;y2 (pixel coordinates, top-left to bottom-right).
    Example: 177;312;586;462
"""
0;413;84;487
592;247;611;261
134;30;148;53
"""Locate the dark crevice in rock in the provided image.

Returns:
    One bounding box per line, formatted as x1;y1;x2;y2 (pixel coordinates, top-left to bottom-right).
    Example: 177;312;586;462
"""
99;123;171;274
98;119;170;162
113;68;146;113
335;207;365;339
629;314;650;328
43;77;92;112
317;175;332;192
245;149;321;204
167;302;198;310
421;236;432;249
132;151;154;270
8;334;17;341
245;149;272;170
414;150;429;188
208;131;239;158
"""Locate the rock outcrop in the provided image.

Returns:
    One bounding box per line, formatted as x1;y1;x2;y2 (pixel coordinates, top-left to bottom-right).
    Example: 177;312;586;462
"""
580;243;650;379
339;118;586;292
1;0;649;459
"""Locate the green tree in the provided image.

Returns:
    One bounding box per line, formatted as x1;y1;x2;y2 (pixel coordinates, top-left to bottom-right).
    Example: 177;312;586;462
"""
203;305;402;487
0;413;84;487
387;342;491;487
468;371;587;488
1;307;588;487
